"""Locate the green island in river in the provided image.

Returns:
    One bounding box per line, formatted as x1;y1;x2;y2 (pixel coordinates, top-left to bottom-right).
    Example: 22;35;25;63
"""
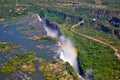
38;58;80;80
0;42;19;52
1;51;36;74
30;36;57;42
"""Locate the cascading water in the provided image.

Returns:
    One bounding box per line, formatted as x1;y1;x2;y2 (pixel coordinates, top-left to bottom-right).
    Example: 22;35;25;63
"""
40;15;61;38
38;14;84;79
57;35;79;73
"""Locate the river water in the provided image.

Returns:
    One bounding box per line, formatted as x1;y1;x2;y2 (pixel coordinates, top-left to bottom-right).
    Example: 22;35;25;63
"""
0;17;56;80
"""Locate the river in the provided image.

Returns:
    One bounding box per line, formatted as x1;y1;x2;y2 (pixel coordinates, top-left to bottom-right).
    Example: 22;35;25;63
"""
0;17;56;80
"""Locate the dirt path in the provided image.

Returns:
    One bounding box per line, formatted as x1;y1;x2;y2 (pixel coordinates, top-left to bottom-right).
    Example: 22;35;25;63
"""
71;20;120;59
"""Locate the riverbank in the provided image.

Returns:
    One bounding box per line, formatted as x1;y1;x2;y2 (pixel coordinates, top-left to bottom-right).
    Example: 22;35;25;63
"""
59;23;120;80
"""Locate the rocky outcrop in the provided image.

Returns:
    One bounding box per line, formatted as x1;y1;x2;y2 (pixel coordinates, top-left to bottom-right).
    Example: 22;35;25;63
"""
109;17;120;27
99;25;120;39
89;8;120;20
114;30;120;39
58;12;82;23
45;19;59;30
100;25;111;33
47;10;83;23
44;18;62;37
65;15;82;23
83;8;120;40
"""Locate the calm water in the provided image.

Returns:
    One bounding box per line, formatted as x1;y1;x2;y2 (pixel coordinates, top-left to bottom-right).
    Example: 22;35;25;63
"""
0;18;56;80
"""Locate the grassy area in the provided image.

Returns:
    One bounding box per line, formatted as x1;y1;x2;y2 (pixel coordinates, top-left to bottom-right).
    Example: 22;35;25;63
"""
59;23;120;80
0;42;19;52
1;51;36;74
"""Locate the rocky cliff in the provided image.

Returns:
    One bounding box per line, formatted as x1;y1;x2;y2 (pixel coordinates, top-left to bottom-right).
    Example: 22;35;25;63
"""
89;8;120;20
84;8;120;39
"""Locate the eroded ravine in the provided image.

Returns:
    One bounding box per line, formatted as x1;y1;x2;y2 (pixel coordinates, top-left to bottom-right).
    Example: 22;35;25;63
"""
71;20;120;59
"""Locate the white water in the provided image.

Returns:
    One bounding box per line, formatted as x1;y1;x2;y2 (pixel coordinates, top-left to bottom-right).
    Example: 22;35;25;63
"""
58;35;79;73
38;14;81;78
44;26;59;38
36;14;42;22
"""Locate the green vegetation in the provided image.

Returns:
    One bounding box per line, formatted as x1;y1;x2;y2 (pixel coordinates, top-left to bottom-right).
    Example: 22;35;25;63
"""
79;0;95;4
1;62;16;74
0;5;27;18
17;26;35;31
30;36;57;42
75;25;120;47
101;0;120;9
1;51;36;74
17;26;40;35
0;0;16;5
39;60;79;80
59;24;120;80
64;62;79;80
0;42;19;52
0;0;120;80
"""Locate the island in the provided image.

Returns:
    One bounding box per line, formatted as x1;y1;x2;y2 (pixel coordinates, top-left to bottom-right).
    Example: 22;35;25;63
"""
0;42;19;52
39;58;81;80
30;36;57;42
1;51;36;74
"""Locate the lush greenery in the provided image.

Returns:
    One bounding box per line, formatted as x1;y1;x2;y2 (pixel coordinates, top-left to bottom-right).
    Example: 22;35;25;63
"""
101;0;120;9
64;62;79;80
0;0;120;19
75;25;120;49
17;26;40;35
1;51;36;74
1;62;16;74
30;36;57;42
0;42;19;52
17;26;35;31
0;0;16;5
59;24;120;80
39;60;80;80
0;0;120;80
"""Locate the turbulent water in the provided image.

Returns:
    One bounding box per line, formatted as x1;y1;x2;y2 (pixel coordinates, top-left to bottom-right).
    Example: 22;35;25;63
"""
58;35;79;73
41;15;79;74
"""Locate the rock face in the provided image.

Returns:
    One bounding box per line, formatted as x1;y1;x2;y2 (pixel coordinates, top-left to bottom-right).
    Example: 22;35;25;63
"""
99;24;120;39
44;19;62;38
109;17;120;27
45;19;58;30
89;8;120;20
114;30;120;39
65;15;82;24
100;25;111;33
47;10;83;23
82;8;120;40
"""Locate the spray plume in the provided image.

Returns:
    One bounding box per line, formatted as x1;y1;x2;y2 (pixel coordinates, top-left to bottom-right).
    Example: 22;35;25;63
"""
84;69;94;80
37;14;84;79
40;15;61;38
57;35;79;72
